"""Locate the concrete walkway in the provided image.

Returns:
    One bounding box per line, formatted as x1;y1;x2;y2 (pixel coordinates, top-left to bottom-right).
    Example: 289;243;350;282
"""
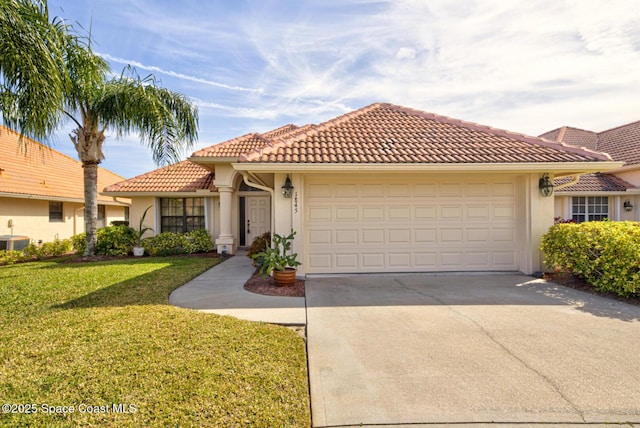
169;252;306;325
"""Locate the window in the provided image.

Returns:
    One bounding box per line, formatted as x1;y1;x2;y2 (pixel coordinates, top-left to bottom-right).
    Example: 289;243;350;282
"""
49;201;63;222
97;205;106;228
124;207;130;224
572;196;609;223
160;198;205;233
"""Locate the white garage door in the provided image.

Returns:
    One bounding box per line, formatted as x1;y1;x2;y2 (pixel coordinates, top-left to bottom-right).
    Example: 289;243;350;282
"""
304;174;519;273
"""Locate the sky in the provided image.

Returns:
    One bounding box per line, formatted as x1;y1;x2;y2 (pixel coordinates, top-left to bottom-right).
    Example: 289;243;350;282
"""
44;0;640;179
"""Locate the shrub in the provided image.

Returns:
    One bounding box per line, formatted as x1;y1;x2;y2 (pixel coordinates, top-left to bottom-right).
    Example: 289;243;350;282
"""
0;250;27;265
541;221;640;296
96;225;137;256
184;230;214;254
247;232;271;266
143;232;189;256
71;232;86;255
0;238;72;265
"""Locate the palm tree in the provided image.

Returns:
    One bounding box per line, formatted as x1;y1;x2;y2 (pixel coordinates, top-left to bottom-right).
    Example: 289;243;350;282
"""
0;0;69;139
63;41;198;256
1;1;198;256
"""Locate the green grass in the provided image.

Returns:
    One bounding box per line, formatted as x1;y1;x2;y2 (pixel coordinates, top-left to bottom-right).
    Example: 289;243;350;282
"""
0;256;310;427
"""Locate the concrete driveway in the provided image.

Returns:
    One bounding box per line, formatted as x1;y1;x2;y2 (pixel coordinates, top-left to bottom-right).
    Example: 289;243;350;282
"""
305;274;640;427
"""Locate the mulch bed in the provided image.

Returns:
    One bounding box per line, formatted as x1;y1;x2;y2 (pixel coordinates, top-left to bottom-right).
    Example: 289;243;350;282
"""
544;271;640;307
243;269;305;298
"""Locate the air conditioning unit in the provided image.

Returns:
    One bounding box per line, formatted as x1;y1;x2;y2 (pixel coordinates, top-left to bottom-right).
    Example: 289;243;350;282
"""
0;235;30;251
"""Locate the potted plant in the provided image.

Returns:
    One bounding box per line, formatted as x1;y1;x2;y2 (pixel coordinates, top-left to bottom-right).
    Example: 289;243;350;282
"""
252;230;301;286
132;206;154;257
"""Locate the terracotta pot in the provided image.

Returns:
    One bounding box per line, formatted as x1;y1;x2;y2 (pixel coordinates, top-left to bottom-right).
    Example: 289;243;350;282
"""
273;268;297;287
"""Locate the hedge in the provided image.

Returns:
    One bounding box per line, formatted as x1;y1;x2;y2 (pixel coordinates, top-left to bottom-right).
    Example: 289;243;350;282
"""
541;221;640;296
0;238;72;265
142;230;213;256
71;228;214;257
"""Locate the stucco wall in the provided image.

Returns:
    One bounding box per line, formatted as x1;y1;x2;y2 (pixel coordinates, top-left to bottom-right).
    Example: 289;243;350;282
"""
0;196;127;243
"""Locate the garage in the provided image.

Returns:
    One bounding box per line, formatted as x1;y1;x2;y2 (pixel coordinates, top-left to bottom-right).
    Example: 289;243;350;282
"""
304;174;520;274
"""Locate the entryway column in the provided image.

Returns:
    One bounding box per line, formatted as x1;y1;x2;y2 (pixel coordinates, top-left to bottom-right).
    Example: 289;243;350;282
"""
215;187;235;254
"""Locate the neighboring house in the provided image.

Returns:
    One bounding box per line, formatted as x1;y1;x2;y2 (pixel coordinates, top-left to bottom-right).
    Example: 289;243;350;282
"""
104;103;620;276
540;122;640;223
0;125;130;244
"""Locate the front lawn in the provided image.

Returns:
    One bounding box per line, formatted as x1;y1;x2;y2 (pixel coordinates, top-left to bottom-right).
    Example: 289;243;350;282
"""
0;256;310;427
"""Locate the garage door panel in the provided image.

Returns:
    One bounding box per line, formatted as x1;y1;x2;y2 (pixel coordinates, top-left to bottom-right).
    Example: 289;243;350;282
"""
335;207;358;221
362;206;384;221
388;206;411;220
305;176;518;273
362;229;384;244
387;229;411;244
335;229;358;244
415;206;437;220
388;253;411;268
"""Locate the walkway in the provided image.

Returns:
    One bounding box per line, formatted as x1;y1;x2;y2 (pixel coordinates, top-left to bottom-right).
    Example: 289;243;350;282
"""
169;252;306;325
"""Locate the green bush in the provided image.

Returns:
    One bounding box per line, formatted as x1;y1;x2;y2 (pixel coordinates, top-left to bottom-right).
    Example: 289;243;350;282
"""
541;221;640;296
0;238;72;265
143;230;213;257
71;232;86;255
247;231;271;266
143;232;187;256
185;229;214;254
96;225;137;256
0;250;27;265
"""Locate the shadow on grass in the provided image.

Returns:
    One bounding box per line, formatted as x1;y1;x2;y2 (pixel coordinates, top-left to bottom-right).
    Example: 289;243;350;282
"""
52;256;220;309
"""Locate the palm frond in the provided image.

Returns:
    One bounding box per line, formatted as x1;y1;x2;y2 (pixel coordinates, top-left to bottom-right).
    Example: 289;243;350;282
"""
95;68;198;166
0;0;68;138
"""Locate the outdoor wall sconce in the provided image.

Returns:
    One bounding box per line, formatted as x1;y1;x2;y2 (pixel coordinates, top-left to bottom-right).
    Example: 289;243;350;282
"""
281;175;294;198
624;199;634;212
539;173;554;197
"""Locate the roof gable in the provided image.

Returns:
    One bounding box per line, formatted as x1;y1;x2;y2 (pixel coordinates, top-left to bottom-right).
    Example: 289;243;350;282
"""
540;120;640;166
240;103;611;164
0;126;126;203
103;160;215;193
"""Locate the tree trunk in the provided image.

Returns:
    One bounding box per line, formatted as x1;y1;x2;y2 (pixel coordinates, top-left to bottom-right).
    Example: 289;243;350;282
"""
70;124;105;257
83;162;98;256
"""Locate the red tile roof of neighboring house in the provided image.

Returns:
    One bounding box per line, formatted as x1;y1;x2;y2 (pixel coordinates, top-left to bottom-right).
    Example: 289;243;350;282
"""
0;125;127;203
103;160;216;193
240;103;610;164
539;127;599;151
555;173;636;192
597;120;640;166
540;120;640;166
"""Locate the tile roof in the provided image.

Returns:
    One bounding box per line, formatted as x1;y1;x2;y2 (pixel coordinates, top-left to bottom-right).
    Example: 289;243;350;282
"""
191;125;306;159
597;120;640;166
240;103;610;164
554;173;636;192
539;127;599;151
103;160;216;193
540;120;640;166
0;125;127;203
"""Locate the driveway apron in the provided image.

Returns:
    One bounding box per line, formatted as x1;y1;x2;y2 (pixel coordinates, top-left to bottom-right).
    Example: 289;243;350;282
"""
305;274;640;427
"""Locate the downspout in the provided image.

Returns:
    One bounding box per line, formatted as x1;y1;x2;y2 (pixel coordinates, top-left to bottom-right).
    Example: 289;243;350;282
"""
241;173;275;241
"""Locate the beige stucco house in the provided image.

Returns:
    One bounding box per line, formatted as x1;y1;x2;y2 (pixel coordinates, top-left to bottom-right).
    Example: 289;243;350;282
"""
540;122;640;223
0;125;130;245
104;103;620;276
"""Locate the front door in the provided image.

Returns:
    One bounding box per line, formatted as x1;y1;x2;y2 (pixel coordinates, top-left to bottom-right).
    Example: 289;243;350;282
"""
245;196;271;244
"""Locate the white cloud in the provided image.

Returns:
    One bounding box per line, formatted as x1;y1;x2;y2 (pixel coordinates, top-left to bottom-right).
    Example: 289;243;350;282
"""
100;53;262;93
